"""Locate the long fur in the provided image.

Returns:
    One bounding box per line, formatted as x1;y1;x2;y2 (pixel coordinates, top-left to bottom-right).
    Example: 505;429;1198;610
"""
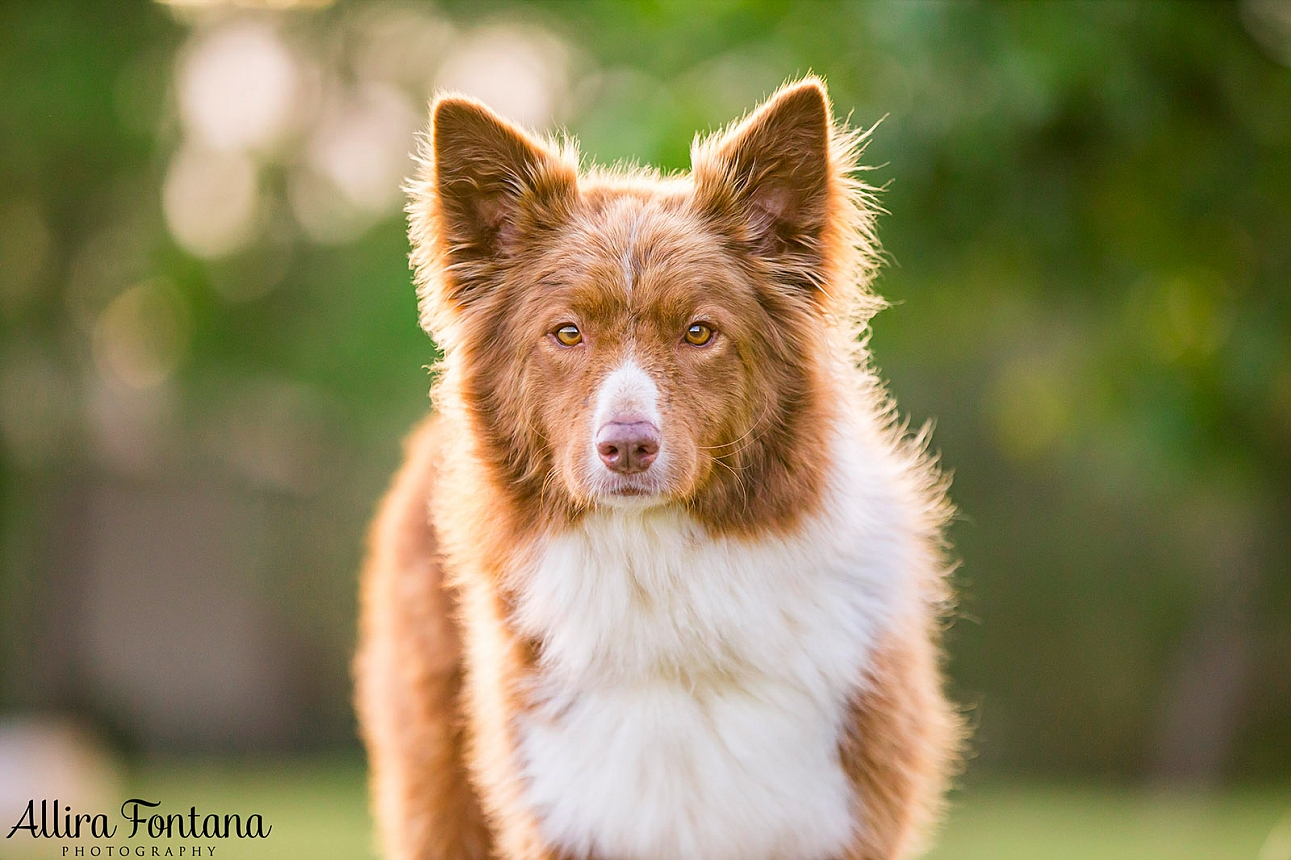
356;76;962;860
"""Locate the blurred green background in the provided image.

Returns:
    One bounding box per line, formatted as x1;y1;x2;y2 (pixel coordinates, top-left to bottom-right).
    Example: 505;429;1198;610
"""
2;0;1289;857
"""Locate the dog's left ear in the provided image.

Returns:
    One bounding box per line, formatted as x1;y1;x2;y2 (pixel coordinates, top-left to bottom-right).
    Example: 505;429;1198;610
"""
693;78;833;290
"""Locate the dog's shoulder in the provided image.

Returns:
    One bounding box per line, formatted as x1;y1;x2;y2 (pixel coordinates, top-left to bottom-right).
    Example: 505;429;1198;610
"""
359;412;459;674
369;413;444;568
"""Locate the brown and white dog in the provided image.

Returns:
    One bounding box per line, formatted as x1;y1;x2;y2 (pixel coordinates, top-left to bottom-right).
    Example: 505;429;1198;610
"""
354;77;962;860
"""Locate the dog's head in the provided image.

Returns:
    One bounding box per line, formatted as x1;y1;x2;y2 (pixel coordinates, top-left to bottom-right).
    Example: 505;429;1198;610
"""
409;78;879;533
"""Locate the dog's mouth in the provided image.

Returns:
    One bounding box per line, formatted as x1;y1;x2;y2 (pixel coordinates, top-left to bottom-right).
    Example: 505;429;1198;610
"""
592;474;668;507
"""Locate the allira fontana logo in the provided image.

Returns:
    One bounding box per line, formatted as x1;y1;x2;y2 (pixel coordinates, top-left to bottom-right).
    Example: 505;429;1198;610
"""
6;798;271;855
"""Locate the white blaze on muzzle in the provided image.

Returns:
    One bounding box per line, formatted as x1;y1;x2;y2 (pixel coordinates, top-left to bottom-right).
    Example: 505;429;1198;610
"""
593;359;661;429
589;359;664;481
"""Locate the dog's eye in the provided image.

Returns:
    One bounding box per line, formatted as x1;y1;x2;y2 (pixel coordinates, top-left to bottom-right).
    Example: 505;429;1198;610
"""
554;324;582;347
684;323;714;346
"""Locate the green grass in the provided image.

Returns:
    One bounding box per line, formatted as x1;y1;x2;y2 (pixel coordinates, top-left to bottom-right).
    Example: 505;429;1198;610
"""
17;758;1289;860
121;757;378;860
928;783;1291;860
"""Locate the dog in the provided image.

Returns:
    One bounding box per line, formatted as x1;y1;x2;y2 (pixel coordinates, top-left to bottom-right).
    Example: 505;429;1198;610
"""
354;76;961;860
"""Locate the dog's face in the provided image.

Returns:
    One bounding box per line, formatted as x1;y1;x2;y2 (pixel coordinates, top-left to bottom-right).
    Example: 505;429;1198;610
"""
503;208;765;507
410;80;869;532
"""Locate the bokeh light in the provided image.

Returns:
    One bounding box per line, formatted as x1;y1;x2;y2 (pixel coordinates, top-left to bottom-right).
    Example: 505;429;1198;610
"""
177;20;303;153
435;24;571;128
162;144;261;258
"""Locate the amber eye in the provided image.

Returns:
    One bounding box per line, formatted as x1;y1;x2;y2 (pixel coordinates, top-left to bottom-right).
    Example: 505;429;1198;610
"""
684;323;714;346
554;324;582;346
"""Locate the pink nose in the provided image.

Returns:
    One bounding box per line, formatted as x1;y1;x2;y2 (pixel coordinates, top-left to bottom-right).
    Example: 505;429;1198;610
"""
596;421;660;474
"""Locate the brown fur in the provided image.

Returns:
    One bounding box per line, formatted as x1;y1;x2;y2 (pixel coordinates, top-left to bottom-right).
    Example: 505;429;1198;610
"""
354;416;491;860
356;77;962;860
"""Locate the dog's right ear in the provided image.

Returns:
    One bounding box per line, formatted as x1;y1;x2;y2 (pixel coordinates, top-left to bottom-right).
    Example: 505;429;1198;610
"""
408;96;576;318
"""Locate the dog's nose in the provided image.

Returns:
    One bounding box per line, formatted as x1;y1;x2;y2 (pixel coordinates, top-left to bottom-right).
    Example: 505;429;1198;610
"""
596;421;660;474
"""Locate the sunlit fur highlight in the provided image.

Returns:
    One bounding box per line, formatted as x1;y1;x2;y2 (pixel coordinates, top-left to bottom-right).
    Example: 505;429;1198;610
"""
358;76;963;860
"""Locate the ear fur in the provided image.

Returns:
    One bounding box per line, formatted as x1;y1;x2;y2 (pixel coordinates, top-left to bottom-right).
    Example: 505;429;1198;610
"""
693;77;849;300
407;96;577;334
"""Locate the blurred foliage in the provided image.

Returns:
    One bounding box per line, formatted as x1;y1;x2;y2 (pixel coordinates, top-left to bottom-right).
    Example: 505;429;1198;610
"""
1;0;1289;780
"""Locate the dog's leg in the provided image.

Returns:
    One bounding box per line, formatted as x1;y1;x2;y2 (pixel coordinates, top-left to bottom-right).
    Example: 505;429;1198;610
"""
355;417;491;860
839;618;962;860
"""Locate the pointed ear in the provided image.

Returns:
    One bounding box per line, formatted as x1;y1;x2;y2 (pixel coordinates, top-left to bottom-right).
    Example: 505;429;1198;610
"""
409;96;576;312
693;79;834;289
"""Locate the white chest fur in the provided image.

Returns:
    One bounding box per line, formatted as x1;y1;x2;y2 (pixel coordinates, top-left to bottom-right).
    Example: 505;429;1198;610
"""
511;427;918;860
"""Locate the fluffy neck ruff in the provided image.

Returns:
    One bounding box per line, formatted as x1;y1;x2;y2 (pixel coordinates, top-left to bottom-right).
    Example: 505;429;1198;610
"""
507;414;921;860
